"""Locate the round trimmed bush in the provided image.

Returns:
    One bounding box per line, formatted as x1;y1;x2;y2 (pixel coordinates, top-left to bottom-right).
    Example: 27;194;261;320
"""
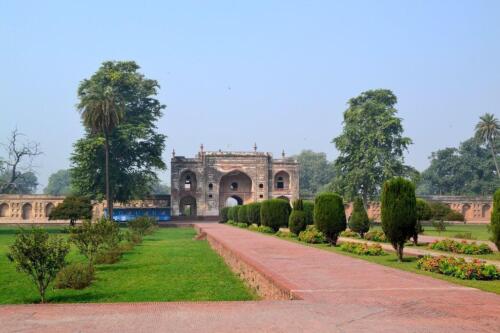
238;205;249;225
303;201;314;225
348;197;370;237
313;193;346;245
246;202;261;226
219;207;230;223
260;199;291;232
381;177;417;261
491;188;500;251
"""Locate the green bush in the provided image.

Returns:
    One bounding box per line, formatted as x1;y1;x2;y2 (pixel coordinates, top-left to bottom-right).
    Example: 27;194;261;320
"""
340;230;360;238
292;199;304;210
246;202;261;226
7;228;70;303
432;220;447;235
232;206;241;223
303;201;314;225
490;189;500;250
298;225;326;244
236;222;248;228
348;197;370;237
260;199;291;232
339;242;386;256
128;216;157;236
417;256;499;280
428;239;493;255
429;202;451;221
381;177;416;261
227;206;236;221
95;247;123;264
446;210;465;222
313;193;346;245
364;230;387;242
414;198;431;245
238;205;249;225
55;263;95;289
219;207;230;223
124;230;143;244
275;230;295;238
289;210;307;235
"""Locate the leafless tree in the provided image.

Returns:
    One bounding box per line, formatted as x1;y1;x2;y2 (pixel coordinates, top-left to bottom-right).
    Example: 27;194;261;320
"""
0;129;42;193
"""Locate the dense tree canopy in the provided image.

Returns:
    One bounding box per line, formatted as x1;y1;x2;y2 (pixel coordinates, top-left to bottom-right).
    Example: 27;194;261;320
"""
330;89;416;202
417;137;500;195
71;61;167;203
293;150;334;197
44;169;74;196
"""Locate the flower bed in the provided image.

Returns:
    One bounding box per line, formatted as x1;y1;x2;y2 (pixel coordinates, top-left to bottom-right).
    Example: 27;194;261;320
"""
298;226;326;244
363;230;387;242
428;239;493;255
248;224;275;234
340;242;386;256
417;255;499;280
340;230;360;238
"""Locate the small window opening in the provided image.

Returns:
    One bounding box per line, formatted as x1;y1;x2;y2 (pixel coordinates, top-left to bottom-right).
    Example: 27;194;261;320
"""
230;182;238;190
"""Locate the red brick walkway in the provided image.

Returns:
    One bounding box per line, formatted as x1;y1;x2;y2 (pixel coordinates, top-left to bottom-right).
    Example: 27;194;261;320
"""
1;223;499;333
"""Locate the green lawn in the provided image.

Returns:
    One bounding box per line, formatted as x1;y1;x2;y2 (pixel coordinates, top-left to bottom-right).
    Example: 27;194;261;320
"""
0;227;256;304
372;223;492;241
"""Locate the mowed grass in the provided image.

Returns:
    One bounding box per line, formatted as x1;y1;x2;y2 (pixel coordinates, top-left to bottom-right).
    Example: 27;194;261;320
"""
0;227;256;304
372;223;492;241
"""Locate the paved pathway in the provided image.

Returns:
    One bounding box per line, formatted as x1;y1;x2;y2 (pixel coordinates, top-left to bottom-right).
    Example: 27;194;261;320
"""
1;223;499;333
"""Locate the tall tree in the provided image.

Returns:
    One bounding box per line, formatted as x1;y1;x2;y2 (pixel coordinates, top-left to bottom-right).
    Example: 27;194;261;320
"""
331;89;414;203
0;129;41;194
44;169;74;196
417;137;500;195
71;61;167;217
475;113;500;179
294;150;335;197
78;81;124;220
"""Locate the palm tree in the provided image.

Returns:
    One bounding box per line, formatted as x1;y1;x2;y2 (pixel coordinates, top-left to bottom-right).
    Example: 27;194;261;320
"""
475;113;500;179
78;86;124;220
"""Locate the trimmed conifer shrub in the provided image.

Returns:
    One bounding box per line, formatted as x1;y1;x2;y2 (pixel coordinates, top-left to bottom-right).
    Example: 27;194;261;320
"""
313;193;346;245
414;198;431;245
219;207;230;223
246;202;261;226
232;206;241;222
260;199;291;232
491;189;500;251
303;201;314;225
381;177;417;261
289;199;307;235
238;205;249;225
348;197;370;237
227;206;236;221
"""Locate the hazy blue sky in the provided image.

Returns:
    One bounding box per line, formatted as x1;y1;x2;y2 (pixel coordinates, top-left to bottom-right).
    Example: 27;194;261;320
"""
1;0;499;191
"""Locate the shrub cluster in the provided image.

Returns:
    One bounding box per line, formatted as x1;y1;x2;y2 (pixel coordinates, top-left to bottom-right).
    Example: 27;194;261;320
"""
339;242;385;256
429;202;465;221
247;203;261;226
428;239;493;255
298;226;326;244
363;230;387;242
55;262;95;289
303;201;314;225
127;216;157;236
417;255;499;280
261;199;291;232
275;230;295;238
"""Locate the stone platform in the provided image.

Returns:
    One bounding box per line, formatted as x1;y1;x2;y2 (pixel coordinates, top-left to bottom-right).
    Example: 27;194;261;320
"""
1;223;499;333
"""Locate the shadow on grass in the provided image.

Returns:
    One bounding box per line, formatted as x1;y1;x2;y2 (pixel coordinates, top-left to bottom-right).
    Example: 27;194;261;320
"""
386;256;419;263
0;227;67;235
48;291;110;303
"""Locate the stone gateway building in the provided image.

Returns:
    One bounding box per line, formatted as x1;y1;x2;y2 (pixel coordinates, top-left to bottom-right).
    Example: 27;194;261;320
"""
170;147;300;218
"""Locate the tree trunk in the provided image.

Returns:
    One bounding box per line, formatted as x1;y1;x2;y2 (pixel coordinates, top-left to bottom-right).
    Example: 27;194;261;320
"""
396;243;404;262
104;134;113;221
490;142;500;179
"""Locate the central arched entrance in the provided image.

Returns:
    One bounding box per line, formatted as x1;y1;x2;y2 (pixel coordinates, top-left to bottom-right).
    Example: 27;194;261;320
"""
179;195;197;217
219;170;253;209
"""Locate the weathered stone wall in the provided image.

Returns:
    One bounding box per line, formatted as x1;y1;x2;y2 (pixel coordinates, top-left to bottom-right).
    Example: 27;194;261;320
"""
0;195;65;223
171;149;300;218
